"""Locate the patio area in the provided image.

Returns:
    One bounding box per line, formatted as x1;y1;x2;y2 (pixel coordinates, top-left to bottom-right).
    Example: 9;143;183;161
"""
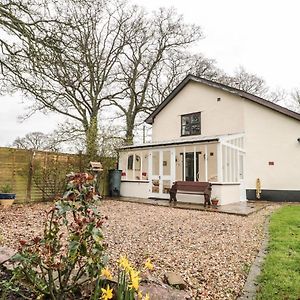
106;197;269;216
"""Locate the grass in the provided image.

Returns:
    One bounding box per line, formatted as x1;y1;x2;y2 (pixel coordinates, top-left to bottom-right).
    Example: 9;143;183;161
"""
256;205;300;300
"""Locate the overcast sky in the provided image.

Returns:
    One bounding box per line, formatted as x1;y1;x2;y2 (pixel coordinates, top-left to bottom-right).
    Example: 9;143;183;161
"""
1;0;300;147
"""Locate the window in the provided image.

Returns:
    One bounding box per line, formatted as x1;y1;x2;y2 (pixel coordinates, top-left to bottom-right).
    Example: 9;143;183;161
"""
135;155;141;171
127;155;133;170
127;154;141;171
181;112;201;136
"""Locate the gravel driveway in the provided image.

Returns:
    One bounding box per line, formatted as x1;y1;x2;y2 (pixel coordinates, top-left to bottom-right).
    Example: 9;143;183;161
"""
0;200;278;299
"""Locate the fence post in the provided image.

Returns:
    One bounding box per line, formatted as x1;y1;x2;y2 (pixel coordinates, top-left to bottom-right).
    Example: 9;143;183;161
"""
42;151;48;201
11;149;16;191
26;150;34;202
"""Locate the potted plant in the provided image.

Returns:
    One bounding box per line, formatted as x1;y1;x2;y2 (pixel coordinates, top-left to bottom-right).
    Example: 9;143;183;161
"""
211;197;219;207
0;184;16;208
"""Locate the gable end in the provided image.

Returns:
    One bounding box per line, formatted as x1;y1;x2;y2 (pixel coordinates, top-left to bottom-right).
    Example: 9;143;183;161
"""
145;74;300;124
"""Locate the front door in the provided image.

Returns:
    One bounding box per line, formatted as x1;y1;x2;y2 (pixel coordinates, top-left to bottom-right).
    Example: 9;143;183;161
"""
181;152;200;181
149;149;175;199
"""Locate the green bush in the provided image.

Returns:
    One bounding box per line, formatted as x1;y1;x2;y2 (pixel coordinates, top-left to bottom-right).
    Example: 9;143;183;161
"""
1;172;152;300
7;173;105;299
0;184;13;193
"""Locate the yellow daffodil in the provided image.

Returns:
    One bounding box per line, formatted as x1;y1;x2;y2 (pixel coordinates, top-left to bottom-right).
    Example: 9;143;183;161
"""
100;267;113;280
100;285;113;300
137;290;143;299
144;258;154;271
129;270;140;290
143;293;150;300
119;255;132;273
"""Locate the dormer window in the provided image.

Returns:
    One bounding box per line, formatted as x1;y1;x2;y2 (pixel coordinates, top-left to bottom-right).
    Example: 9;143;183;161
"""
181;112;201;136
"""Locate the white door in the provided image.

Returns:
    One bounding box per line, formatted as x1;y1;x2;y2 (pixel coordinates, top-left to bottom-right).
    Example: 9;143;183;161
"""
239;153;246;201
149;148;175;199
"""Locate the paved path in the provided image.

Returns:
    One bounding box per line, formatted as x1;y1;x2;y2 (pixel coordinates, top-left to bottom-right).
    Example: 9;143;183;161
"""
106;197;269;216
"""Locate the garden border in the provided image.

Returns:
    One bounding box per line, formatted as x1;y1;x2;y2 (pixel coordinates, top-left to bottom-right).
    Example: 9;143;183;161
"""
238;214;270;299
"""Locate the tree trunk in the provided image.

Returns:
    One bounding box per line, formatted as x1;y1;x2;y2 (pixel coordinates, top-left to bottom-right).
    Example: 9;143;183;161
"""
85;116;99;162
125;118;135;145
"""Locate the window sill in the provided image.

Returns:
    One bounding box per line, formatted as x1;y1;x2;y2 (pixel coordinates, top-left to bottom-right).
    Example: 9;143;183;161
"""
211;182;240;185
121;180;149;183
181;133;201;137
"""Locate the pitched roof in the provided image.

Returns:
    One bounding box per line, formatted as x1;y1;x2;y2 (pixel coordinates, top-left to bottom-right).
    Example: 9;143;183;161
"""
145;74;300;124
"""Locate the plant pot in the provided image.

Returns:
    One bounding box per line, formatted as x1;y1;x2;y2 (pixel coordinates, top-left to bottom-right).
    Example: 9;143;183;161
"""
211;199;219;207
0;193;16;207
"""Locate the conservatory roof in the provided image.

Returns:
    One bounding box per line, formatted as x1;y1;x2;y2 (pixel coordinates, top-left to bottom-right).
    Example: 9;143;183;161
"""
119;133;243;150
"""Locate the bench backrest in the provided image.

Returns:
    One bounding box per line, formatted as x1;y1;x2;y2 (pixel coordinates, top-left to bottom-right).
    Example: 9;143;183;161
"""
174;181;211;193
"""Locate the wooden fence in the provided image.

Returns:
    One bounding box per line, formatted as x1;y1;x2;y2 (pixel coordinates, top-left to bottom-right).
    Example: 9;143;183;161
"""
0;147;113;203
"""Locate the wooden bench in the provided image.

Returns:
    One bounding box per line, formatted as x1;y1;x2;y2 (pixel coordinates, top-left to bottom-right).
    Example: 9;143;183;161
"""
169;181;212;207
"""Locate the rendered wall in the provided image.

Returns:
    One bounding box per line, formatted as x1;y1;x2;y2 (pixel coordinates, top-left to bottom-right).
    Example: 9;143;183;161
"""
152;81;245;142
120;181;149;198
211;183;241;205
244;101;300;191
175;183;240;205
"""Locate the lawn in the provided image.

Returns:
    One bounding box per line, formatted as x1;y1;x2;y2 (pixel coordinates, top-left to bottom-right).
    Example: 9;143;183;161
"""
257;205;300;300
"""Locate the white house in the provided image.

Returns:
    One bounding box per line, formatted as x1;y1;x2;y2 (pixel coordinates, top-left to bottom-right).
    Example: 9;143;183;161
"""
118;75;300;205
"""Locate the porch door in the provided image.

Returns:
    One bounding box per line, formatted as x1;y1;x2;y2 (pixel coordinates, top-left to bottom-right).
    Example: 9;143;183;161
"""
149;148;175;199
239;153;246;200
181;152;200;181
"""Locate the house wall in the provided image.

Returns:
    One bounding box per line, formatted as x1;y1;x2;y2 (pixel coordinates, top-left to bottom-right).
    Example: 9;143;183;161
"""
244;100;300;198
120;80;300;202
120;181;149;198
175;183;240;205
211;183;241;205
152;81;245;142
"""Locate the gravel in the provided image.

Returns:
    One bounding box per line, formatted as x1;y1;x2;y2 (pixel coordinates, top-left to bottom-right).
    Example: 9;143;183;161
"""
0;200;279;299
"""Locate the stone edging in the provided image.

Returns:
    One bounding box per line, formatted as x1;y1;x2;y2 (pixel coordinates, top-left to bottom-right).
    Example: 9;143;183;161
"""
237;214;270;299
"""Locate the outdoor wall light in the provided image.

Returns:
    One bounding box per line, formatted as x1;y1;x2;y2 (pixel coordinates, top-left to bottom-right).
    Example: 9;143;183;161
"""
297;138;300;143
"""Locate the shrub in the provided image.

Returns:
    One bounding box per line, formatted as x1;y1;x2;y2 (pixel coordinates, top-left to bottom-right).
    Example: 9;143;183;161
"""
2;173;152;300
8;173;105;299
0;184;13;193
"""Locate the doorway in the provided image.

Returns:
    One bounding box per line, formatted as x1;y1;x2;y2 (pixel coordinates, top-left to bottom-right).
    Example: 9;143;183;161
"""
149;148;175;199
181;152;200;181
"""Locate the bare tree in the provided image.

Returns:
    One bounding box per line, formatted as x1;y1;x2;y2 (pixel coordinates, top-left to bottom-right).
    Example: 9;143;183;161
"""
291;88;300;104
290;88;300;112
1;0;130;160
12;127;83;151
97;124;125;157
0;0;66;75
224;67;290;105
145;53;224;111
2;1;289;151
191;54;225;82
109;7;202;144
13;132;54;150
268;88;287;104
221;66;269;97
